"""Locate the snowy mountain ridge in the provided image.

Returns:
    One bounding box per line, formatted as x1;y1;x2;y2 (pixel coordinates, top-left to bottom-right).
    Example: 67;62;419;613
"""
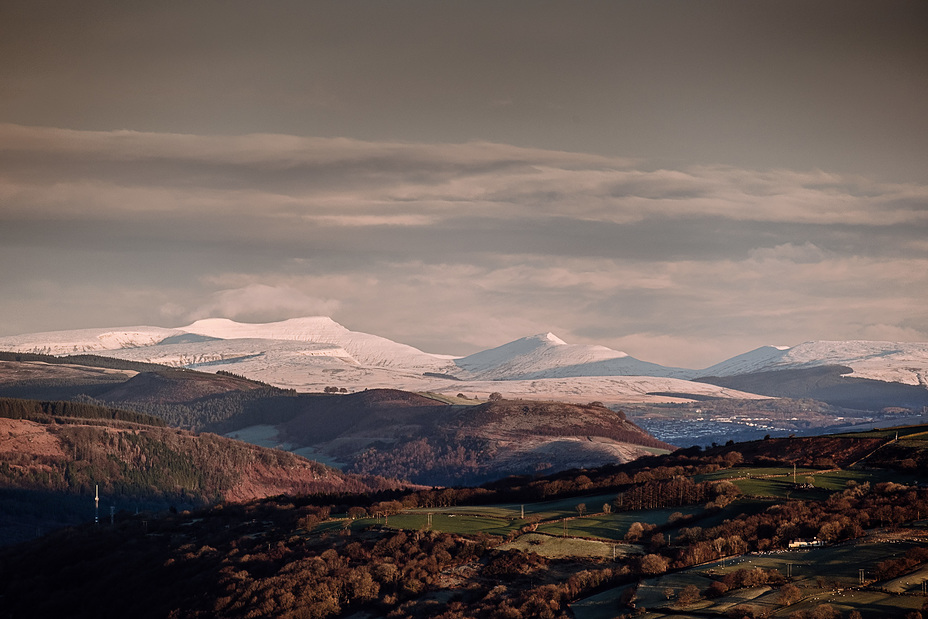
701;340;928;385
1;318;926;397
455;332;692;380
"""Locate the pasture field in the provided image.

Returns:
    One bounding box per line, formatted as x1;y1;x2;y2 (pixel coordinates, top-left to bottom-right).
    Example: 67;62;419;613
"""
699;467;915;498
412;492;621;520
313;513;518;536
883;564;928;593
700;540;927;588
415;392;478;405
573;536;928;618
769;588;928;618
370;512;521;536
535;506;704;541
697;466;820;482
498;533;641;559
832;423;928;439
569;583;637;619
729;476;816;498
632;571;716;608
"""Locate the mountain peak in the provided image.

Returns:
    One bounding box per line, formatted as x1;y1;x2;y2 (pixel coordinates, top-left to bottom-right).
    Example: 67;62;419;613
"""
180;316;348;340
542;332;567;345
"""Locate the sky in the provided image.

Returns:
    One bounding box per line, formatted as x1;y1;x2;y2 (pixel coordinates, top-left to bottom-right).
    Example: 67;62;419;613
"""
1;1;926;369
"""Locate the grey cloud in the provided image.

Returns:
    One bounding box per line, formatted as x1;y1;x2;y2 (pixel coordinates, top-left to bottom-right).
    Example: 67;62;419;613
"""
1;125;925;367
3;2;926;180
3;126;925;230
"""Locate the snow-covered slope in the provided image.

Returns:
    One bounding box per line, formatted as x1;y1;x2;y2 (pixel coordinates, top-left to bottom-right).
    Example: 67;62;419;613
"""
1;318;925;397
180;317;457;372
432;376;769;405
700;341;928;386
699;345;793;377
455;332;693;380
0;326;183;355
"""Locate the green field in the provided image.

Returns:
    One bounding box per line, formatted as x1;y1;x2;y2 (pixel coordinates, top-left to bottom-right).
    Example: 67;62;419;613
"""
499;533;641;559
697;466;821;482
831;423;928;439
699;540;926;588
412;492;621;520
415;392;480;405
770;588;927;618
696;467;914;499
573;538;928;619
356;512;522;536
534;506;704;541
569;584;637;619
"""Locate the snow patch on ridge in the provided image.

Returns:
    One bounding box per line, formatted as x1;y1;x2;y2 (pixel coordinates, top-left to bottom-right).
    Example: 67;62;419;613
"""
0;326;182;355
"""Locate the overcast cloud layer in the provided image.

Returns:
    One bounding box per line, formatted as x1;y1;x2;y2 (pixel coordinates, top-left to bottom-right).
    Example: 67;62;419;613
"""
0;2;926;368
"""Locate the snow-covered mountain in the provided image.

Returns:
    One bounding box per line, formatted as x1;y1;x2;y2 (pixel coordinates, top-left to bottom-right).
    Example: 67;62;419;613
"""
455;332;692;380
179;317;458;372
699;340;928;386
1;318;926;401
0;326;184;355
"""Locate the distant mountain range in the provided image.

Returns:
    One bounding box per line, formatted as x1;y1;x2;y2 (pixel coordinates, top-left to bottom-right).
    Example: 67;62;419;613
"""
1;317;926;408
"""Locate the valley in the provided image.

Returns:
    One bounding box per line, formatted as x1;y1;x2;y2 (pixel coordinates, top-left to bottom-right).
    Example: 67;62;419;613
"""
2;423;928;618
1;320;927;617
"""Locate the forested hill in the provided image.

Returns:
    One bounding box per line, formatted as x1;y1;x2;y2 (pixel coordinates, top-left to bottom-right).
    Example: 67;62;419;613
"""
0;396;165;426
0;355;678;487
0;397;402;545
3;421;928;618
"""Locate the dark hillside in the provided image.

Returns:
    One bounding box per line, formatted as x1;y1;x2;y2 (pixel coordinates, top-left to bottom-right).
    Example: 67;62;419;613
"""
460;399;671;450
293;396;674;486
0;397;400;545
98;368;275;403
3;421;928;619
281;389;450;443
0;358;677;486
0;350;167;372
0;396;165;426
696;365;928;411
703;423;928;471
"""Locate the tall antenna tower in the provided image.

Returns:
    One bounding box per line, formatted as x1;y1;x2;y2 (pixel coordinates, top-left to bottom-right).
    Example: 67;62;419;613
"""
94;484;99;524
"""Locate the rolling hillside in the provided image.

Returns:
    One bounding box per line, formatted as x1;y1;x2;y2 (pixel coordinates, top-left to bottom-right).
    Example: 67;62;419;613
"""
0;396;398;545
0;357;674;486
2;420;927;619
277;389;673;485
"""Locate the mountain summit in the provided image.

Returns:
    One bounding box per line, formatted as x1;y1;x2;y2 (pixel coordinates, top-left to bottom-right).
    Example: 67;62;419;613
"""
455;332;691;380
1;318;926;403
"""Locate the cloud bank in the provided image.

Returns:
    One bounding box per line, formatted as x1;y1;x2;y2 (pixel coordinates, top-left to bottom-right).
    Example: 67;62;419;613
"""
1;124;925;367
